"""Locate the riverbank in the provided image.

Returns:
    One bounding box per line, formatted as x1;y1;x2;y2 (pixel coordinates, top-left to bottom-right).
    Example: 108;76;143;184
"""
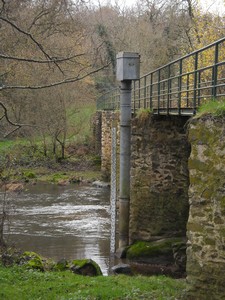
0;138;102;187
0;264;186;300
0;158;102;190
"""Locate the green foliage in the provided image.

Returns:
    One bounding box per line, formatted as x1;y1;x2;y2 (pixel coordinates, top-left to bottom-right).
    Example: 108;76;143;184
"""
136;108;152;125
51;173;69;183
0;264;186;300
91;155;101;166
22;171;36;179
0;140;15;152
197;99;225;117
97;24;116;71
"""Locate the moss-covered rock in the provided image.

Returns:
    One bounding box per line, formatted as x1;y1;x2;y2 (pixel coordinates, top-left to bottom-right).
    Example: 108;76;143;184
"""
126;238;185;265
18;251;44;271
69;259;102;276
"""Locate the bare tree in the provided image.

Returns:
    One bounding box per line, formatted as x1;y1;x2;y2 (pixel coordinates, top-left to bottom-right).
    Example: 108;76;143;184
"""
0;0;109;136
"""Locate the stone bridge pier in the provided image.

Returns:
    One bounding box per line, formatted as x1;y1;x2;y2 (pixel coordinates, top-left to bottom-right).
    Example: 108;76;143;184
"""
130;113;190;242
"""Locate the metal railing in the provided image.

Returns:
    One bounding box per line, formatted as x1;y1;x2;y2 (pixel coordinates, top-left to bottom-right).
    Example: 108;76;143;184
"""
96;88;120;111
97;37;225;115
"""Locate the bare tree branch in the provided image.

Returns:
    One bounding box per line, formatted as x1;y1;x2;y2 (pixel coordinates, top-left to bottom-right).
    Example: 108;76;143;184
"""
0;53;85;64
0;63;110;90
28;8;52;32
0;101;36;138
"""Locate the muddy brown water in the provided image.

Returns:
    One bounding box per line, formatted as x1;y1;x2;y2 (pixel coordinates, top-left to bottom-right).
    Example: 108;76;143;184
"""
3;183;111;275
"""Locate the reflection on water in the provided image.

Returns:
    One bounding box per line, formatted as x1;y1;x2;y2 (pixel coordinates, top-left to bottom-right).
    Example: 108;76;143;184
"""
4;183;111;275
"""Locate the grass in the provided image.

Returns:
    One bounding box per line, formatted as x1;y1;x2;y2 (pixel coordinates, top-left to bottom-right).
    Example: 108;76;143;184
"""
135;108;152;126
0;264;186;300
197;99;225;117
0;138;28;152
39;169;102;183
67;103;96;144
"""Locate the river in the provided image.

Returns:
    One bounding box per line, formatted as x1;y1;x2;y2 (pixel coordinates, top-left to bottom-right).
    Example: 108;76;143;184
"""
3;183;111;275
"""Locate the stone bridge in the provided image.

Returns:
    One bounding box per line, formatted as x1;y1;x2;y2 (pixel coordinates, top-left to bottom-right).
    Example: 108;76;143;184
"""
94;38;225;299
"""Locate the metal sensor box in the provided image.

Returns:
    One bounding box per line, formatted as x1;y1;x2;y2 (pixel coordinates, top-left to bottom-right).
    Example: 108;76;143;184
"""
116;52;140;81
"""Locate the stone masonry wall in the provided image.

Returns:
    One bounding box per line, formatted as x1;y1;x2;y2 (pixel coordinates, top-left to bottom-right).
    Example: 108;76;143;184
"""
92;111;102;156
101;111;119;181
186;115;225;299
130;113;190;242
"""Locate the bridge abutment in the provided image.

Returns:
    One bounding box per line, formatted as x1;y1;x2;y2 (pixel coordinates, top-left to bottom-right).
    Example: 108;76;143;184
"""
186;115;225;299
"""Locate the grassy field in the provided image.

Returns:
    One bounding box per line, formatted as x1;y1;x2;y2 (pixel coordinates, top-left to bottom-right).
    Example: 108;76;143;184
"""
0;264;186;300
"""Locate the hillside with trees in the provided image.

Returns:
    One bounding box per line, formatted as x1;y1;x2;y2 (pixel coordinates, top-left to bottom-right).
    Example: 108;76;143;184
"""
0;0;224;165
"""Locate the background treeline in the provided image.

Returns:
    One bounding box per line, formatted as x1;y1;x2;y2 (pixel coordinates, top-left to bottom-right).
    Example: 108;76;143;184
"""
0;0;224;160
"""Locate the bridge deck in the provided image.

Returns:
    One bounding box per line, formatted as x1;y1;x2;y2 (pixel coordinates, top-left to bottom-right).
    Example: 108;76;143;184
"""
152;108;195;116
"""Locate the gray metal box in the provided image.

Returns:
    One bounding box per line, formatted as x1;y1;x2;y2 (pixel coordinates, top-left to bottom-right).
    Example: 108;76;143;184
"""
116;52;140;81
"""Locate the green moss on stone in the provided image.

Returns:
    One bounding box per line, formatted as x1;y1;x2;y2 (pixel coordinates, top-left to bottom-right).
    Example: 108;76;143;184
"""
204;237;216;246
221;196;225;208
53;259;69;271
187;222;204;233
19;251;44;271
188;159;210;172
71;259;89;268
126;238;182;260
70;259;102;276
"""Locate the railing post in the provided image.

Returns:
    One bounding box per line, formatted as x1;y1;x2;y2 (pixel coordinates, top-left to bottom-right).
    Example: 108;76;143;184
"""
144;76;147;109
133;81;136;112
198;71;201;106
150;73;153;110
157;69;161;114
167;64;171;114
193;52;199;113
187;73;190;108
212;42;219;99
116;52;140;250
178;59;183;115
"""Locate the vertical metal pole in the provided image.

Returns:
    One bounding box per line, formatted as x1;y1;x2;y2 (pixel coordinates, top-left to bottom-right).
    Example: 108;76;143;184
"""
110;126;117;254
116;52;140;251
119;80;132;249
